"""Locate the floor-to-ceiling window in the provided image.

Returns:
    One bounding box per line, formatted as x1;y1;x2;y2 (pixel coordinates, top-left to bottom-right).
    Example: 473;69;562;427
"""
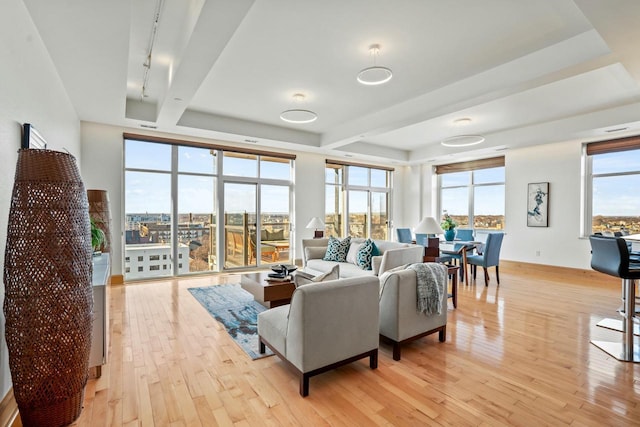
124;135;294;280
325;161;392;239
437;157;505;231
584;137;640;235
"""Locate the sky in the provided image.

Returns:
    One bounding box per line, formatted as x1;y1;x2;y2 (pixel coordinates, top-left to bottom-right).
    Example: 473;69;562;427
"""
124;139;640;218
125;140;290;214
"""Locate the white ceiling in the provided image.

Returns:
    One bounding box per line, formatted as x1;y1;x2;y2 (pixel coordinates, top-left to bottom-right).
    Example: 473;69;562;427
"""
22;0;640;165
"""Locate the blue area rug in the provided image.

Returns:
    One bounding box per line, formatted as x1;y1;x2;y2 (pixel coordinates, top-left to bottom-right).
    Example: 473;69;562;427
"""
188;284;274;360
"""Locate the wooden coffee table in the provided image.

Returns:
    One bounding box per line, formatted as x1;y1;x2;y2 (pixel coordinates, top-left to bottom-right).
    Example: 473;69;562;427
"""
240;271;295;308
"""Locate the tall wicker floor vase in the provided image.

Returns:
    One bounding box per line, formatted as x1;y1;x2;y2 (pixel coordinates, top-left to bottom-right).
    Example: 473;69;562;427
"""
3;149;93;427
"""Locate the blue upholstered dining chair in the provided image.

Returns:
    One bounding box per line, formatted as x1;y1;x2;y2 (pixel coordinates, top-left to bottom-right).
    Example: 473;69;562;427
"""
455;228;474;241
396;228;412;243
448;229;475;271
467;232;504;286
414;233;428;246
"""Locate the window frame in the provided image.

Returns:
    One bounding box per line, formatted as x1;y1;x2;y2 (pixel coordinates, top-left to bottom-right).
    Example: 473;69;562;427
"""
325;161;393;239
436;157;505;231
583;136;640;237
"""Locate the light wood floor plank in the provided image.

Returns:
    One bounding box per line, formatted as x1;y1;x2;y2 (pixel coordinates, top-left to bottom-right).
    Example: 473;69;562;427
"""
68;267;640;426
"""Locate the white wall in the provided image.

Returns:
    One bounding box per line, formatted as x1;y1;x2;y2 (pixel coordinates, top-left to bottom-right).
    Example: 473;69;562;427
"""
503;141;592;269
413;141;593;270
0;0;80;398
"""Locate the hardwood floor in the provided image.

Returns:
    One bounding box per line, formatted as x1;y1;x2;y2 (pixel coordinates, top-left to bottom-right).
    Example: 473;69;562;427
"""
69;265;640;426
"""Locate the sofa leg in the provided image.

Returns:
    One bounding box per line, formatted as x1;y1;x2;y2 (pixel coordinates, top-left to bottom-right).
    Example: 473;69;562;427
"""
259;338;265;354
439;325;446;342
370;349;378;369
392;343;401;361
300;373;310;397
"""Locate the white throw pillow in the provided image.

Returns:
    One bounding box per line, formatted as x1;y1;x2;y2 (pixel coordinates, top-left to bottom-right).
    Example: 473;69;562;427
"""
313;264;340;282
295;264;340;287
346;242;363;265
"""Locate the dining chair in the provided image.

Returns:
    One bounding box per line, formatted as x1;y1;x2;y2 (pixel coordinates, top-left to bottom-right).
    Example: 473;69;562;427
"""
455;228;474;241
467;232;504;286
414;233;428;246
396;228;412;243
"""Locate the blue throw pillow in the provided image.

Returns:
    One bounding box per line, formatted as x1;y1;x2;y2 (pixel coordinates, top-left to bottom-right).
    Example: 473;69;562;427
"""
323;236;351;262
357;239;378;270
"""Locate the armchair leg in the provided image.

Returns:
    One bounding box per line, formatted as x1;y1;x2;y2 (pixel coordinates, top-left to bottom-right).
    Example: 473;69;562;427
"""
369;349;378;369
300;374;310;397
439;325;446;342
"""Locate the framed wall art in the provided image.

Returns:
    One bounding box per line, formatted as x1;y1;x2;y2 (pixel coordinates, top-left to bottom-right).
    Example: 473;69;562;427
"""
527;182;549;227
22;123;47;149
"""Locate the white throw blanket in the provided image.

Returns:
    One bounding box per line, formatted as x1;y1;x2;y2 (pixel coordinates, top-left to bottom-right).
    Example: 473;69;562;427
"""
407;263;447;315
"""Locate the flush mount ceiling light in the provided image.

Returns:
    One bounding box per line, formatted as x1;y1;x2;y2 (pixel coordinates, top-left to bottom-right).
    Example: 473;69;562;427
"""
357;44;393;86
442;117;484;147
441;135;485;147
280;93;318;124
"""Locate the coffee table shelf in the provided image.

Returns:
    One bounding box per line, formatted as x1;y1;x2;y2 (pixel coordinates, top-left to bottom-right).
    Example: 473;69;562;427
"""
240;272;295;308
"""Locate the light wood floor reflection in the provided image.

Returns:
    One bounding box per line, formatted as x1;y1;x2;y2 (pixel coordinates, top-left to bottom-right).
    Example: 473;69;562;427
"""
72;265;640;426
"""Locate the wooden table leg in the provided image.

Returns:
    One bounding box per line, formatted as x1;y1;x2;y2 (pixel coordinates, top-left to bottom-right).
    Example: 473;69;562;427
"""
451;268;458;308
461;247;469;286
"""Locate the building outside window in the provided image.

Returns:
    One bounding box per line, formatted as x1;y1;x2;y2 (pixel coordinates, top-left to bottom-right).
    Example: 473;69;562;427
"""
437;157;505;231
584;137;640;235
325;161;392;239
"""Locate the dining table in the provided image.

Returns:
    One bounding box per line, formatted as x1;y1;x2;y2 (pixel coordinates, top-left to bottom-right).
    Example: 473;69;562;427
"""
439;240;482;286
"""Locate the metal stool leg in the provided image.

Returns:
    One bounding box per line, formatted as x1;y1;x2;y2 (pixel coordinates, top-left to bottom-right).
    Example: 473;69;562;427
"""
592;278;640;362
596;277;640;336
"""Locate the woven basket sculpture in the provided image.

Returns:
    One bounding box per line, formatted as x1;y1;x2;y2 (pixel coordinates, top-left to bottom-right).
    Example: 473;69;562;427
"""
87;189;112;253
3;149;93;427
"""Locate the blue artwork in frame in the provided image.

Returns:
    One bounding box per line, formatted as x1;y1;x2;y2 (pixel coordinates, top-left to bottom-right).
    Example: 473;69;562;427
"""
527;182;549;227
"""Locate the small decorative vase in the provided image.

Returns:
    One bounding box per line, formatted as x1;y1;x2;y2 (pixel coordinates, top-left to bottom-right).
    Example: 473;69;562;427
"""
444;229;455;241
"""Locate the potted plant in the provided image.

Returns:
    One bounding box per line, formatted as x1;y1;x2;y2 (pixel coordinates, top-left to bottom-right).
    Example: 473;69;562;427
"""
441;213;457;241
91;217;106;254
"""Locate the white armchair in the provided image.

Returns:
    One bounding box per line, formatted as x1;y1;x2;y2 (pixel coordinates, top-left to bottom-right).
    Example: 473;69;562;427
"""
258;276;380;396
378;268;448;360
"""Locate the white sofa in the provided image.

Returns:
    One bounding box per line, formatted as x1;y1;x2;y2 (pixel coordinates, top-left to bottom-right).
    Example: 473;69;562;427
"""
257;276;380;396
301;238;424;278
378;268;448;360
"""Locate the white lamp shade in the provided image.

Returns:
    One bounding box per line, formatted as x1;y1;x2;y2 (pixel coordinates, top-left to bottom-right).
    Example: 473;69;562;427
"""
306;217;325;229
414;217;443;234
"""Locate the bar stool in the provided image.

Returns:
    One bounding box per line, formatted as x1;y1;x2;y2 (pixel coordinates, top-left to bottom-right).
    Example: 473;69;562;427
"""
589;235;640;362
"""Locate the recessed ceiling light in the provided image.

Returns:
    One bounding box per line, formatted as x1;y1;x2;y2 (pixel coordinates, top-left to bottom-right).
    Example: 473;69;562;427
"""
280;93;318;124
441;135;485;147
357;44;393;86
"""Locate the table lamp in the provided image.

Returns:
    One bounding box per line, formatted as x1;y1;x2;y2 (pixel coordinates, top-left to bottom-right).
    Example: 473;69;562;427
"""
414;216;443;260
306;217;325;238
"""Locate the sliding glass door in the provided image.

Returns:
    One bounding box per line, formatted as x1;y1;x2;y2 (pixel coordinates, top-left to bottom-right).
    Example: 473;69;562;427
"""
224;183;257;269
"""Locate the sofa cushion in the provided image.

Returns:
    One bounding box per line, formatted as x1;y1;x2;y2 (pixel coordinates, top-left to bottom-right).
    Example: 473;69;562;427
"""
323;236;351;262
305;246;326;261
339;262;375;278
268;229;285;240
